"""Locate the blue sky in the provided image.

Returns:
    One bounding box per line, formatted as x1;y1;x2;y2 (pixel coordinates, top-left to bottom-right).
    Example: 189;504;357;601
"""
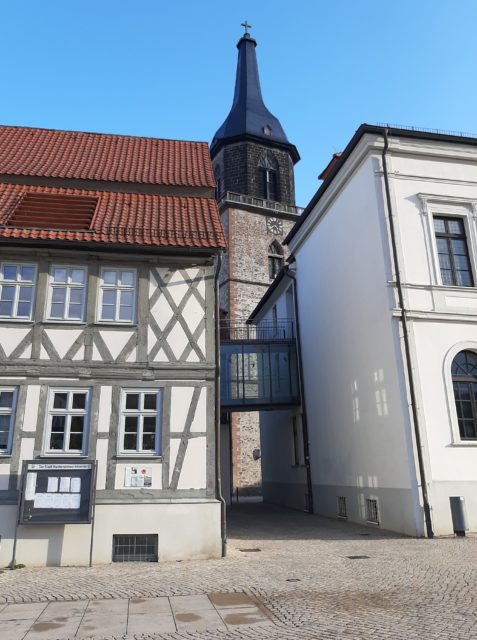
1;1;476;205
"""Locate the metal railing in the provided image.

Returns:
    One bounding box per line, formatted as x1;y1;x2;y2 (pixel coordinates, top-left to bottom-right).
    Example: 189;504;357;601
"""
220;319;294;342
220;191;303;216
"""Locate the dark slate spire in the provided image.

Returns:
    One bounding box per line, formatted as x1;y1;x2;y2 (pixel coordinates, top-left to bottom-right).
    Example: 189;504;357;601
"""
211;33;299;163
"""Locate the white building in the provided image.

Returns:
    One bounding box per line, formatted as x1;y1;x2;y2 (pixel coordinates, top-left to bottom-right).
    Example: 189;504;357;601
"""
0;125;226;565
251;124;477;537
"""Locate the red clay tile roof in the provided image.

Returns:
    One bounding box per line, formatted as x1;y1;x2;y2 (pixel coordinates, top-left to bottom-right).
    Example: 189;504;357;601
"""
0;125;215;188
0;184;226;250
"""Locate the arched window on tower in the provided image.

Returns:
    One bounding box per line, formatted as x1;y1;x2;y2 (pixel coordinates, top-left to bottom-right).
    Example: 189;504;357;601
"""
452;350;477;440
214;165;223;202
258;153;279;202
268;240;284;280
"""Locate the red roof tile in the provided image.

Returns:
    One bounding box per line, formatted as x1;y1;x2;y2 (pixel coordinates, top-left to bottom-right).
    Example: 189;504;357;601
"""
0;125;215;188
0;184;226;250
9;193;98;230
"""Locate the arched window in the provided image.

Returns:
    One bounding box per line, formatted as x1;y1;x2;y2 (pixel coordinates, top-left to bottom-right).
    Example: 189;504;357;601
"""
452;350;477;440
258;153;279;202
268;241;284;280
214;165;223;202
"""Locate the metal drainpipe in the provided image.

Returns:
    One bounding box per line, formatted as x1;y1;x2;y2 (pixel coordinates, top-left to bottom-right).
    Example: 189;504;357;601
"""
284;266;314;514
214;252;227;556
381;128;434;538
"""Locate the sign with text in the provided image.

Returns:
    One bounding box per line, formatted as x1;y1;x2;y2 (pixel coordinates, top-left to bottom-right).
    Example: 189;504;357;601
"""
20;460;96;525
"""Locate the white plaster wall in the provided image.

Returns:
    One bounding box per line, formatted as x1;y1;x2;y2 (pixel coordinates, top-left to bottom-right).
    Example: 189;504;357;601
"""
0;463;10;490
0;327;30;358
289;154;421;534
97;386;112;432
0;502;221;566
23;385;41;432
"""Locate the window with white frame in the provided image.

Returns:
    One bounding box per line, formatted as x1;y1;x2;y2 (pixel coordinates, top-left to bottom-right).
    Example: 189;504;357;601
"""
45;389;90;454
48;266;87;321
119;389;162;455
433;216;474;287
0;388;17;454
0;263;36;319
99;268;136;323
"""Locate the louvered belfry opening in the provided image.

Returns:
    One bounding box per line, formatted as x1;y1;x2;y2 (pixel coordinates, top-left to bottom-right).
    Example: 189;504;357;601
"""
8;193;98;230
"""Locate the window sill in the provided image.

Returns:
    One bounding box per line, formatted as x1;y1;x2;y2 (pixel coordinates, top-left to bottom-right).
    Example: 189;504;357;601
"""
43;320;87;325
40;453;89;458
0;453;12;458
94;322;137;328
115;455;162;460
0;318;34;323
449;441;477;447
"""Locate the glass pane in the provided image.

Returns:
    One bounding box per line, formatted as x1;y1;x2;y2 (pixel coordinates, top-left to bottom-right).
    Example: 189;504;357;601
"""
0;301;13;316
20;266;35;282
120;271;134;286
72;393;86;409
125;415;139;431
124;433;137;450
17;302;31;317
143;416;156;433
53;268;68;283
451;239;467;255
1;285;15;301
433;218;445;233
53;393;68;409
0;432;8;449
51;302;65;318
454;254;470;270
436;238;448;253
103;270;117;285
69;432;83;450
52;287;66;303
70;415;84;432
51;415;66;432
101;305;115;321
103;290;116;305
448;219;464;235
142;433;155;450
119;305;133;321
0;415;11;428
18;286;32;302
143;394;157;410
71;269;85;284
2;265;17;280
120;290;133;306
0;392;13;408
68;303;82;320
125;394;139;410
457;270;473;287
441;269;454;286
49;432;64;450
438;253;451;270
69;288;83;304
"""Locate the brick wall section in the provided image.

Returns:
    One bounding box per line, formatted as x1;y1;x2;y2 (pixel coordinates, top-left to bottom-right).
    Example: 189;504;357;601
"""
214;142;296;206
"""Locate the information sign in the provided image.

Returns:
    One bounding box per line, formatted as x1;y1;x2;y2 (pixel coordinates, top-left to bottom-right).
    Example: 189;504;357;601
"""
19;460;96;525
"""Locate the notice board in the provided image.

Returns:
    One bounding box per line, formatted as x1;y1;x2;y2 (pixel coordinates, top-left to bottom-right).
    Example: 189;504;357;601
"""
19;460;96;525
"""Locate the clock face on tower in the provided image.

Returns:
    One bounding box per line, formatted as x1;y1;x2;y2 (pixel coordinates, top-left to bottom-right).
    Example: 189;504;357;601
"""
267;217;283;235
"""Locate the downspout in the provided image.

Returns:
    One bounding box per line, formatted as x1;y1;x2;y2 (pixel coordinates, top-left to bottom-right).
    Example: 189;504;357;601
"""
285;266;314;514
381;128;434;538
214;252;227;556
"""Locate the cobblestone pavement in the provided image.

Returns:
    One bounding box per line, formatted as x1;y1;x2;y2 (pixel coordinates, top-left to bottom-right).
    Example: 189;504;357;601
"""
0;502;476;640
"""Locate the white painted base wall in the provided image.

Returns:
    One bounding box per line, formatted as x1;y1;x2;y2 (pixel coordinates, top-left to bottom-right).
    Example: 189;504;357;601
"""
0;501;222;566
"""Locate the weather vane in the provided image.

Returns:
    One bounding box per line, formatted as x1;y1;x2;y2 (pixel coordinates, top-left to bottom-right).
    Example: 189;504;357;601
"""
241;20;252;35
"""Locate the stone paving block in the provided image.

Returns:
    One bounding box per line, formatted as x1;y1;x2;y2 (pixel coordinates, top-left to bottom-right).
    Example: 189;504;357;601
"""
209;592;258;609
174;607;227;632
129;596;172;614
0;619;37;640
0;602;47;620
219;605;272;626
127;612;176;634
23;616;83;640
83;598;128;615
39;600;89;618
77;613;128;638
169;594;215;612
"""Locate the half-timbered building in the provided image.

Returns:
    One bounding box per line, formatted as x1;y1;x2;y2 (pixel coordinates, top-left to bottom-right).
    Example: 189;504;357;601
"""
0;125;226;565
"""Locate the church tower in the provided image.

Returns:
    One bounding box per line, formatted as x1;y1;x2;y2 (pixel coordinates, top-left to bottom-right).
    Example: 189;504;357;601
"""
211;26;301;497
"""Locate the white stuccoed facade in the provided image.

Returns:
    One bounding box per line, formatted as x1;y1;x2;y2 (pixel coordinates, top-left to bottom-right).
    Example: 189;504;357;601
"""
254;127;477;536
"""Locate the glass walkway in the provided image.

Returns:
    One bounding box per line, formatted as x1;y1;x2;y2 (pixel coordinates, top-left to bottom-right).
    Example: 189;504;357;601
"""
220;320;300;411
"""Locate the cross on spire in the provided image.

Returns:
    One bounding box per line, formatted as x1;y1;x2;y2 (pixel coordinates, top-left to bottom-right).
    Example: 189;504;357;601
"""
241;20;252;35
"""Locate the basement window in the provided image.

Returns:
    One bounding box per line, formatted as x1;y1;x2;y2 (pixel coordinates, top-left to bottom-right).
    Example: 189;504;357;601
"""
337;496;347;518
112;534;158;562
366;499;379;524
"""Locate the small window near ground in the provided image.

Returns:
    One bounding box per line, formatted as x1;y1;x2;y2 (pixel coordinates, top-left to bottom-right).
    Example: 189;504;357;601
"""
0;263;36;319
99;268;136;323
366;498;379;524
48;266;87;321
433;216;474;287
45;389;90;454
119;389;163;455
112;534;158;562
0;388;17;454
337;496;347;518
